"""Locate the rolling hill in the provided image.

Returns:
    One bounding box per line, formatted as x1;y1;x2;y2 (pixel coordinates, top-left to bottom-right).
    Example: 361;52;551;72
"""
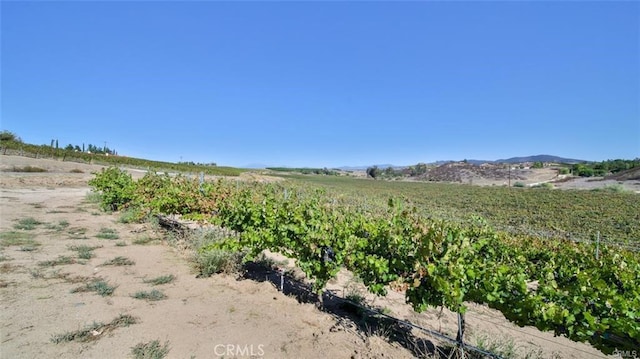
495;154;586;164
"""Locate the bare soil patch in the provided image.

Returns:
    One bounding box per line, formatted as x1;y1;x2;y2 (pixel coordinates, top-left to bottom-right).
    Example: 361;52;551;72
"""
552;176;640;193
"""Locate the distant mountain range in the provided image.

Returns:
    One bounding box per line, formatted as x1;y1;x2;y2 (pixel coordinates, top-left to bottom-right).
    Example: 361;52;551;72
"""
494;154;586;164
243;163;271;169
335;155;586;171
252;155;587;171
336;164;396;171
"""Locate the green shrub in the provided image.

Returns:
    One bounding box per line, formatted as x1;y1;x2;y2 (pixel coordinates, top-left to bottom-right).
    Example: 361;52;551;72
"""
187;228;243;277
85;191;103;204
118;207;146;223
88;167;135;211
0;130;21;142
195;249;243;277
513;182;526;188
190;227;238;251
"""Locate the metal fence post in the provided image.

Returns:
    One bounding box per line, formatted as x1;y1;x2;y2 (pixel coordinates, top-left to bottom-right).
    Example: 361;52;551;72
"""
457;312;466;358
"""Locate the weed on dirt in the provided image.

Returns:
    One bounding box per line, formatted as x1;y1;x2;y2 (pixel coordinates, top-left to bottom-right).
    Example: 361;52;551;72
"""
68;244;102;259
67;227;88;239
131;289;167;301
71;279;117;296
38;256;77;267
45;220;70;231
0;263;20;274
144;274;175;286
195;249;242;277
0;231;40;248
13;217;43;230
118;208;143;224
132;235;158;245
51;271;96;284
3;166;47;173
96;227;119;240
131;340;170;359
51;314;137;343
101;256;135;266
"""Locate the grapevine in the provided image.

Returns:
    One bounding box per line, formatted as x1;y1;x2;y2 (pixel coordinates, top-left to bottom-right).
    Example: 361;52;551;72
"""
89;167;640;353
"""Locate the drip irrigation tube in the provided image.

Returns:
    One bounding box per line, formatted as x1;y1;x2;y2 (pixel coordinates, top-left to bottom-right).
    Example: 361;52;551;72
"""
269;268;502;358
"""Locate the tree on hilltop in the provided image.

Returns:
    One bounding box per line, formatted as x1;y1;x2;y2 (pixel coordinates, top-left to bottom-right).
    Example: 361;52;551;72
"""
366;166;380;179
0;130;21;142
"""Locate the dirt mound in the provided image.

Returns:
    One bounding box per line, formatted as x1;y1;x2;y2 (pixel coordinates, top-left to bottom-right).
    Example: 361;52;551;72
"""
606;167;640;181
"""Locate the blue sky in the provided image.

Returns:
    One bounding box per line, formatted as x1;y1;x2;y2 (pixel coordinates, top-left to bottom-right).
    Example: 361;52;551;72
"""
2;1;638;168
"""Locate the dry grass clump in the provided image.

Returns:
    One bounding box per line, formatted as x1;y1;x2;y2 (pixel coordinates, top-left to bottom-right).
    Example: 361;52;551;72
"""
13;217;43;230
131;289;167;301
51;314;137;343
3;166;47;173
131;340;170;359
0;231;40;249
71;279;116;296
68;244;102;259
101;256;135;266
143;274;175;286
96;227;119;240
38;256;77;267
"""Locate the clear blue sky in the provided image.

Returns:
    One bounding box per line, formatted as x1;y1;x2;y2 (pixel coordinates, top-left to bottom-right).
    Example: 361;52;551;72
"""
2;1;639;168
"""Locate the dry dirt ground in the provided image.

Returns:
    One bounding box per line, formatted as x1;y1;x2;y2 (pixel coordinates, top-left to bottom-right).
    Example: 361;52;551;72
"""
0;155;615;358
551;176;640;193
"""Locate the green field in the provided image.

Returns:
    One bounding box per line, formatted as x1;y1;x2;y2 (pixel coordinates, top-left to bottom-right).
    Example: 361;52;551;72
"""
279;174;640;245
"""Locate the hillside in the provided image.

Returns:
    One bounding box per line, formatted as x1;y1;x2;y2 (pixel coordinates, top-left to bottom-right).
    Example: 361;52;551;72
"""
415;162;532;184
495;154;585;164
339;155;587;171
606;166;640;181
0;135;244;176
